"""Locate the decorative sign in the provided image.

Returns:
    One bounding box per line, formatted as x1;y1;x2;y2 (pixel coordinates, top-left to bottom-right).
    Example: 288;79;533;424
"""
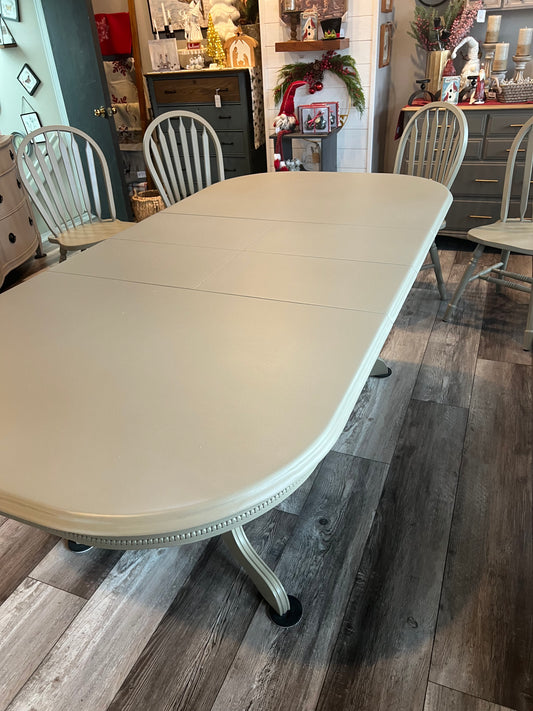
224;30;257;68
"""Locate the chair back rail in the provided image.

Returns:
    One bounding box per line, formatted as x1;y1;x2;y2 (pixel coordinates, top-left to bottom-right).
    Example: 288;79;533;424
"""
394;102;468;190
17;126;117;237
143;110;225;208
500;117;533;223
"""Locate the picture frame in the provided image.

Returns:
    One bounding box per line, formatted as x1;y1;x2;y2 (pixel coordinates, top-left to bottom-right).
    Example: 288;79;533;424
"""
1;0;20;21
378;22;393;68
381;0;393;12
20;111;46;143
17;64;41;96
441;75;460;104
0;15;16;46
299;105;330;134
148;39;180;72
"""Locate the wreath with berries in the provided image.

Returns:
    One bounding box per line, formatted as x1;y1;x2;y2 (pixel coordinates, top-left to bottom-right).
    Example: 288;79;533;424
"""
273;50;365;116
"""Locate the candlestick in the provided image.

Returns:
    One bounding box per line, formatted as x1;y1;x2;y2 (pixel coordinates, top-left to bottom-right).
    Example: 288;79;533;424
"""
161;3;167;25
283;0;297;10
516;27;533;56
485;15;501;44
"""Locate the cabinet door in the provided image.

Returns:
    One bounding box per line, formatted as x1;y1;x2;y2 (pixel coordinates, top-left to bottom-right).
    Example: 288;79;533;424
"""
502;0;533;8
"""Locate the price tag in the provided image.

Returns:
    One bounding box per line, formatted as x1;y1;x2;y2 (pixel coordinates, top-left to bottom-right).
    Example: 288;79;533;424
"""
214;93;222;108
476;9;486;22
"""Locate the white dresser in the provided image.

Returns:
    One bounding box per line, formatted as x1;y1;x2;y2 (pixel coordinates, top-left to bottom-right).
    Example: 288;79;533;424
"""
0;134;42;288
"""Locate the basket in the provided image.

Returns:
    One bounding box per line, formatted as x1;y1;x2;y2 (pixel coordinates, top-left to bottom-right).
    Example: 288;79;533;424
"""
497;81;533;104
131;190;164;221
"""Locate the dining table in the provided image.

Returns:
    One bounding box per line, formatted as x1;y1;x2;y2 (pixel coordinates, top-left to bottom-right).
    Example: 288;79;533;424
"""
0;171;451;626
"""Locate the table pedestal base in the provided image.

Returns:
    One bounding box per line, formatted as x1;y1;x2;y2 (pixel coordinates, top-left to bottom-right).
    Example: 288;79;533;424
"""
222;525;302;626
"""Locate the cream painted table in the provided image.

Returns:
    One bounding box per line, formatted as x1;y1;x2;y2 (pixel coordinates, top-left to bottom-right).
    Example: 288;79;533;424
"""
0;172;451;625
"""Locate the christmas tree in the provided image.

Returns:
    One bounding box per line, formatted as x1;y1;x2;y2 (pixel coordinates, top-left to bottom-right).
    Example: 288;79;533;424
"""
206;14;226;67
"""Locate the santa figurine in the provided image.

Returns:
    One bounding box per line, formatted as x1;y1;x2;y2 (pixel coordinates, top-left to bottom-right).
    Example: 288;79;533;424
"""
273;80;307;171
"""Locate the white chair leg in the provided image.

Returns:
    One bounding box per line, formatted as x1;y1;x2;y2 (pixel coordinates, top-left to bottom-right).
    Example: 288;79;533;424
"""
222;525;292;617
496;249;511;294
429;241;447;300
443;243;485;321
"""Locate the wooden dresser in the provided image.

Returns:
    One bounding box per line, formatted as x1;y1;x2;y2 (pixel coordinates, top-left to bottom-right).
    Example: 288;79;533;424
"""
401;103;533;239
0;135;41;288
145;68;266;179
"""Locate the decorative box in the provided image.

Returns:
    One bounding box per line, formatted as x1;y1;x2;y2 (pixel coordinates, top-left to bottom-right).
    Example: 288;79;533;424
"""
308;101;339;129
299;104;330;134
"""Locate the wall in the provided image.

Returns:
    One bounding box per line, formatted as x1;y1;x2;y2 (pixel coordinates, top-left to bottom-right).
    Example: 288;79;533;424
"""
0;0;63;137
258;0;380;173
383;3;533;173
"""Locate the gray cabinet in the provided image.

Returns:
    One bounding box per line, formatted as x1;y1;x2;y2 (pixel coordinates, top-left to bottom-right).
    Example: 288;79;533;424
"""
0;135;41;288
145;69;266;179
402;104;533;238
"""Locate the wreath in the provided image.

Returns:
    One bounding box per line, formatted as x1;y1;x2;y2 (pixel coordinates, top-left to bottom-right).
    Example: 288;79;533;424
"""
273;50;365;116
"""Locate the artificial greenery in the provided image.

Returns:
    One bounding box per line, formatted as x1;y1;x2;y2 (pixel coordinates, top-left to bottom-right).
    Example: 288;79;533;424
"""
273;51;365;116
408;0;481;51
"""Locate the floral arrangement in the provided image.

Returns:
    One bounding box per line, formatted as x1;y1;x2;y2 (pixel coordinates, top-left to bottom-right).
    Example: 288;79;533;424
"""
408;0;482;52
273;50;365;115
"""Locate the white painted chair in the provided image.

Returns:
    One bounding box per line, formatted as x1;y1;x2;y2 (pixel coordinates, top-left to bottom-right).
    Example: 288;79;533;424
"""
17;126;131;263
394;102;468;299
143;110;225;208
444;115;533;350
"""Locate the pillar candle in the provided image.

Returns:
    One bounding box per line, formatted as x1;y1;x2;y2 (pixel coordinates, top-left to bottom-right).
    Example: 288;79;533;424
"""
485;15;501;44
161;2;168;25
516;27;533;56
493;42;509;71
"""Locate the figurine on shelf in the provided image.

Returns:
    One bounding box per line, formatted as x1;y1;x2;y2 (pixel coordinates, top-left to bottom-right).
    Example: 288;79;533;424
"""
209;0;240;42
473;64;485;104
451;36;480;91
181;0;203;45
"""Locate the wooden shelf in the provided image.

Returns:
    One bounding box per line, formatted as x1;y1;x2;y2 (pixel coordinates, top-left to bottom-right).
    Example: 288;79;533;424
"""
275;38;349;52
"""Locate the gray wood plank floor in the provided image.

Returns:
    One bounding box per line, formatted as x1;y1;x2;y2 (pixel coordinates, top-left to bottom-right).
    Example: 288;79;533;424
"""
1;241;532;711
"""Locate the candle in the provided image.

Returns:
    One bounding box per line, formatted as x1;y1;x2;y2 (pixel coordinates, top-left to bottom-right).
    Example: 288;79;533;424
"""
493;42;509;71
152;16;158;34
283;0;297;10
161;2;168;25
485;15;501;44
516;27;533;56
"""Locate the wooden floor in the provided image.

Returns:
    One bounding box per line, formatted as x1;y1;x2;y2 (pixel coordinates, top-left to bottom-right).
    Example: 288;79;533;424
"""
1;242;532;711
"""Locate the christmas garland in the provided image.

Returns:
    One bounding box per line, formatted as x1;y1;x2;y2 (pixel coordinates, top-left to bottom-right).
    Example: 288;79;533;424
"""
273;51;365;116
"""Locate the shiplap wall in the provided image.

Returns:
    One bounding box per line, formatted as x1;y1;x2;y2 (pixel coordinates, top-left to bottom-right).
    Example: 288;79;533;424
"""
258;0;381;173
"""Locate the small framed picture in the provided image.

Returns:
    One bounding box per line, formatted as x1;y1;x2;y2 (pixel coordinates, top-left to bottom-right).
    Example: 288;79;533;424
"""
0;15;16;46
1;0;20;21
441;75;460;104
381;0;393;12
20;111;46;143
148;39;180;72
300;105;330;134
17;64;41;95
378;22;393;68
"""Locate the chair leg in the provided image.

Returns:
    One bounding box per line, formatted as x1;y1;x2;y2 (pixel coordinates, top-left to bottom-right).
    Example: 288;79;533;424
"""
524;288;533;351
59;247;68;263
443;243;485;321
496;249;511;294
429;241;447;300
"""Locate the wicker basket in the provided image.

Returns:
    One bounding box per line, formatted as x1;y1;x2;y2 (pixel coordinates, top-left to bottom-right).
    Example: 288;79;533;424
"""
497;81;533;104
131;190;164;221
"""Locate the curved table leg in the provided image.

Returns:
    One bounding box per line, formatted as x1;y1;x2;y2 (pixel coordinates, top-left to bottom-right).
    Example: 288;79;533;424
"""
222;525;302;626
67;540;93;553
370;357;392;378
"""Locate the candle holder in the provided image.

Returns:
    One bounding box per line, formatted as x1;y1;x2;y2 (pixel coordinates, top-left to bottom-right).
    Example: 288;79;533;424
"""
511;53;532;83
285;10;302;41
482;43;496;77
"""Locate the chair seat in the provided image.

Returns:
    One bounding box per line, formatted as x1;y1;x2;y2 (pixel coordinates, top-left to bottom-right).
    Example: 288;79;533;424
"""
49;219;131;251
468;218;533;256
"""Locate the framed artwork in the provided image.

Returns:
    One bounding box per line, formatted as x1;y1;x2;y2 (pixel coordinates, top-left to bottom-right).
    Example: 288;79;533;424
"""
1;0;20;21
17;64;41;95
20;111;47;143
378;22;393;68
0;15;16;46
148;39;180;72
147;0;211;32
381;0;393;12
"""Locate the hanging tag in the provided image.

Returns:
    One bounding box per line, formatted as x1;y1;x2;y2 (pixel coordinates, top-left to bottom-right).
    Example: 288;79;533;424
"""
214;90;222;108
476;9;486;22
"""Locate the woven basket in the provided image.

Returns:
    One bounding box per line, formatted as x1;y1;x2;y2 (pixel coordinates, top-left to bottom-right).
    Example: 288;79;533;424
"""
131;190;164;221
497;82;533;104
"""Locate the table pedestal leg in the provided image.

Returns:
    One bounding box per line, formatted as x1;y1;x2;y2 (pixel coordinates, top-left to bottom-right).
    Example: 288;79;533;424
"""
222;525;302;626
370;358;392;378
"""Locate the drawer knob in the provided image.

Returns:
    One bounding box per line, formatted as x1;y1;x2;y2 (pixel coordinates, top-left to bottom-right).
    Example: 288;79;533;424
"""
9;149;14;160
475;179;499;183
218;115;232;120
0;194;3;203
468;215;493;219
220;141;234;146
8;233;17;243
163;89;177;94
17;178;21;189
28;217;34;226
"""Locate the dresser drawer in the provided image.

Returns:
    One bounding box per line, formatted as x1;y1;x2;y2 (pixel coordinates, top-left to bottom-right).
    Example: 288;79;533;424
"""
465;113;486;136
487;112;532;135
155;103;246;131
0;164;26;219
0;135;16;173
484;137;527;161
0;203;39;270
223;155;250;179
153;75;241;105
445;198;501;232
465;138;483;160
452;162;528;197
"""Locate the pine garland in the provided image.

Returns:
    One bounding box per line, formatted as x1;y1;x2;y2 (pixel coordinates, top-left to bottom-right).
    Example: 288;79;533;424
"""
273;51;365;116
